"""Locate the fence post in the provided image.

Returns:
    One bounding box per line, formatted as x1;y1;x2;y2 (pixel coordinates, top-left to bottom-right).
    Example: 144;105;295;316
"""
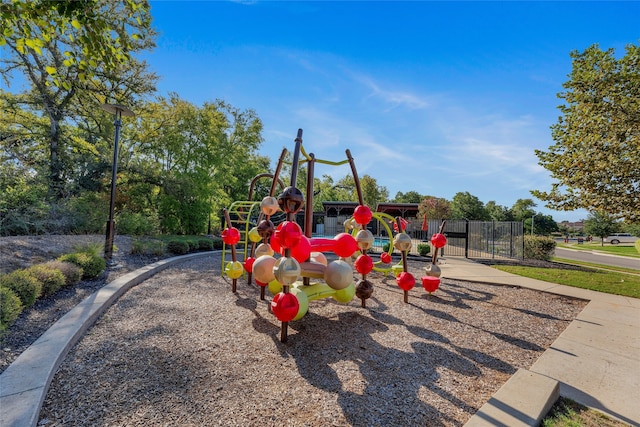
464;219;469;258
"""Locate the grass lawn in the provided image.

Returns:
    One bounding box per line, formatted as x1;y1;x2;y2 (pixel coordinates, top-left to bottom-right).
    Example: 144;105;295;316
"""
556;242;640;258
493;264;640;298
542;397;626;427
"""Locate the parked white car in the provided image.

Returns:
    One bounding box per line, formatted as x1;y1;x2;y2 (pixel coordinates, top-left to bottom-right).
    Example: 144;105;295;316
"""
603;233;638;244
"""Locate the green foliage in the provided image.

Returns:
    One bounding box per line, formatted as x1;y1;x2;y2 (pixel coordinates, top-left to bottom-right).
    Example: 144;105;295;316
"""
450;192;490;220
116;209;159;235
197;238;214;251
418;196;451;221
211;236;223;250
382;242;391;253
58;251;105;279
0;270;42;308
542;397;623;427
533;43;640;221
0;287;23;332
130;238;166;256
417;243;431;256
584;212;618;244
26;265;65;296
166;240;190;255
524;235;557;261
42;260;83;285
393;191;424;203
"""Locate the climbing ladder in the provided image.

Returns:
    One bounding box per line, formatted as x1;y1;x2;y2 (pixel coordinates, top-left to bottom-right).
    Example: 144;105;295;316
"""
221;200;286;275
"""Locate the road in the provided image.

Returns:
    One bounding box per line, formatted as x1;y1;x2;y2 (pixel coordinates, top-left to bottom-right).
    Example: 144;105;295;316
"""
555;247;640;271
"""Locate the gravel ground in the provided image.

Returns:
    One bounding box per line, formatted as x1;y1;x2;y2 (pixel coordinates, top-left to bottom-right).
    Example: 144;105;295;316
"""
0;235;173;373
0;240;589;427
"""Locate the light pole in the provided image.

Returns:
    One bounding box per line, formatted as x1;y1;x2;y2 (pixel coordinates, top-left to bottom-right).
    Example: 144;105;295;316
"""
531;215;535;236
101;103;135;264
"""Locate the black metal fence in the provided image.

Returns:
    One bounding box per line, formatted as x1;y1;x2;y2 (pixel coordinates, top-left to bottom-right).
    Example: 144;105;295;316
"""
320;216;524;260
435;220;524;260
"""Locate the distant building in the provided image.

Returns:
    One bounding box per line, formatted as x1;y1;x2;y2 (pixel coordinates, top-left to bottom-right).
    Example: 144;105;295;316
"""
560;221;584;232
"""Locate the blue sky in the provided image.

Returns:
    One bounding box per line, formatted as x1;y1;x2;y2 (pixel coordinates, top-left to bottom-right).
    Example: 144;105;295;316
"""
146;1;639;222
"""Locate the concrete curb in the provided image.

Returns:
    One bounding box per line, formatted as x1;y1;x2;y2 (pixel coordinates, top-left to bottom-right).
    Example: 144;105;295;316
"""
463;368;559;427
0;252;213;427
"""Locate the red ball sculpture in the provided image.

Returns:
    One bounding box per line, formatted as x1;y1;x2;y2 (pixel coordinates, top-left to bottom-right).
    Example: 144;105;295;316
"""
277;221;303;249
396;271;415;291
243;256;255;273
333;233;359;258
353;205;372;225
431;233;447;249
380;252;392;264
271;292;299;322
221;227;241;245
289;235;311;263
421;276;441;293
255;279;268;287
354;254;374;275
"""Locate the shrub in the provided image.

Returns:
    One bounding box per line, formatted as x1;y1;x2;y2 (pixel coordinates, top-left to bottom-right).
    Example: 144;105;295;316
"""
166;240;189;255
211;236;223;250
131;238;166;256
0;287;23;332
26;265;66;296
58;251;106;279
197;238;214;251
524;235;557;261
417;243;431;257
0;270;42;308
42;260;83;286
382;242;391;253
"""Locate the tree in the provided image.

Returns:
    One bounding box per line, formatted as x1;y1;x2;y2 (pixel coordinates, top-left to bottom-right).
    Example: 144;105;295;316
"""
393;191;423;203
532;43;640;221
0;0;153;87
510;198;537;222
0;0;156;199
449;192;489;220
418;196;450;221
528;213;559;236
584;211;619;246
359;174;388;209
485;201;513;221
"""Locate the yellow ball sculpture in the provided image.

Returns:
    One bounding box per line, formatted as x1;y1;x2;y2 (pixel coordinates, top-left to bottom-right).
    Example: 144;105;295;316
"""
248;227;262;243
225;261;244;279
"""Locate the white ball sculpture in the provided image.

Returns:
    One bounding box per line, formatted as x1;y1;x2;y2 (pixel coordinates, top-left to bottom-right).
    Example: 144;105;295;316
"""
252;255;276;284
273;257;301;286
260;196;280;216
255;242;274;258
394;233;412;252
324;259;353;290
355;229;374;251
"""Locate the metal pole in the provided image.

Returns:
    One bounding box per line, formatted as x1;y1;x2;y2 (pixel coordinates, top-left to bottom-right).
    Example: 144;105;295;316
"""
104;110;122;263
101;104;134;264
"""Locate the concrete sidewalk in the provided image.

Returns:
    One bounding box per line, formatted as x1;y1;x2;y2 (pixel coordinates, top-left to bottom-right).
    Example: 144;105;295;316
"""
440;257;640;426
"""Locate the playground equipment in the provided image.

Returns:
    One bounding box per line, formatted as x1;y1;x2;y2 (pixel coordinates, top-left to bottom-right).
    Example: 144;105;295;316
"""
221;129;447;342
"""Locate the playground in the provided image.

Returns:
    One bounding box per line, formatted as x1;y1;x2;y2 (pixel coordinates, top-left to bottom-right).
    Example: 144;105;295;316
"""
36;253;586;426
